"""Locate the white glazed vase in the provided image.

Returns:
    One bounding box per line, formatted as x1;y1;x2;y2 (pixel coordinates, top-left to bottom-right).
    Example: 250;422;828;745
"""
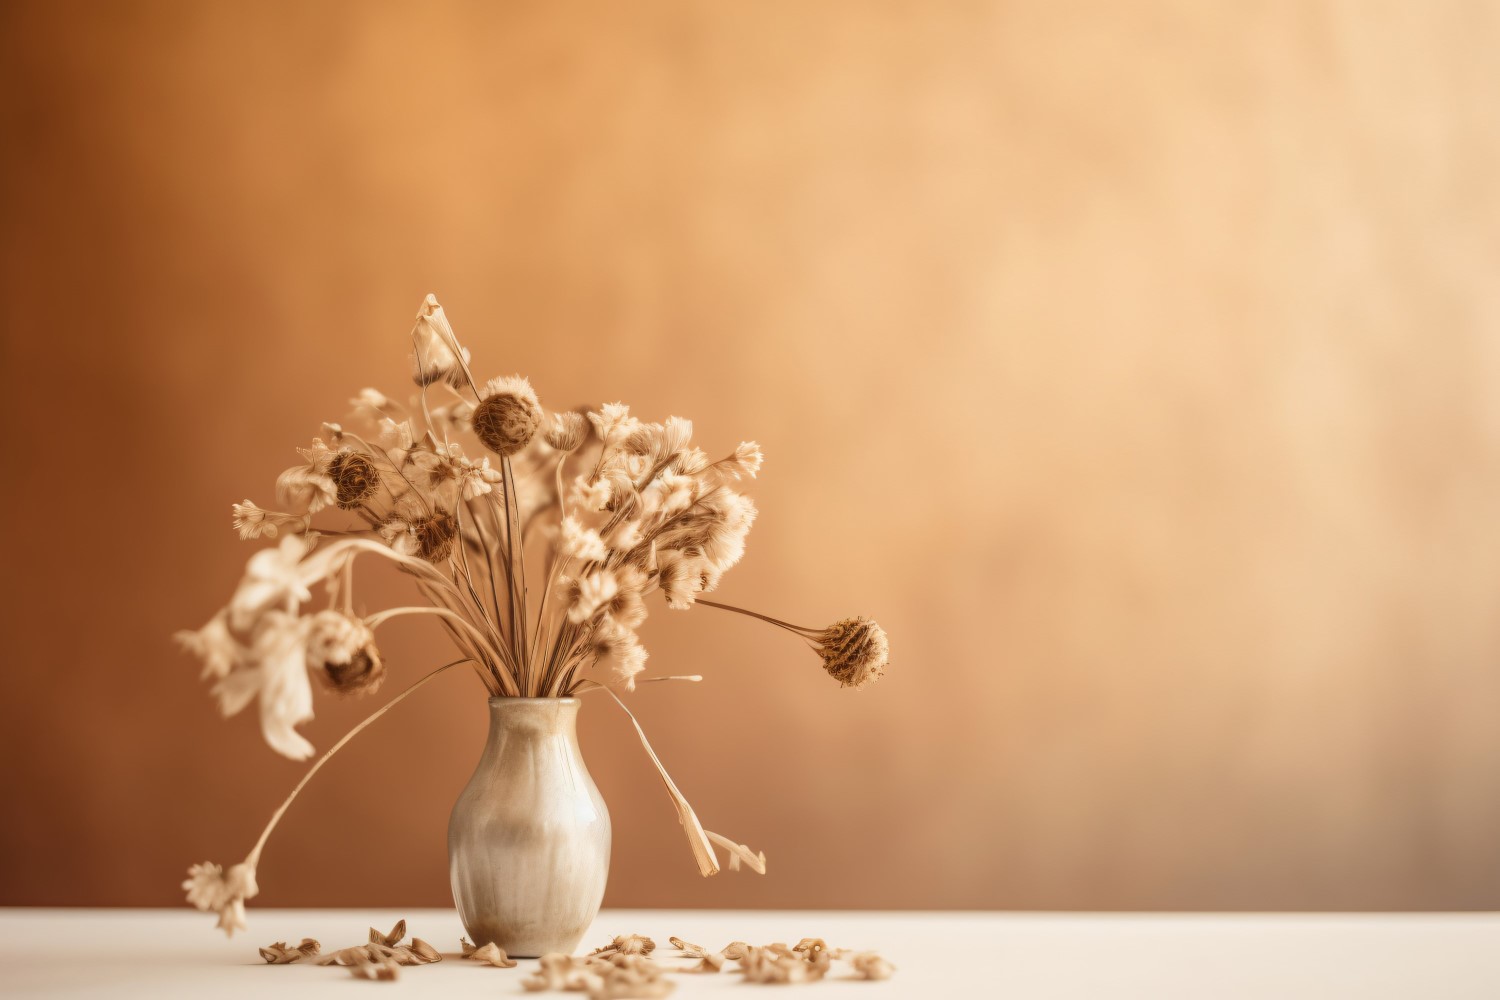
448;697;611;957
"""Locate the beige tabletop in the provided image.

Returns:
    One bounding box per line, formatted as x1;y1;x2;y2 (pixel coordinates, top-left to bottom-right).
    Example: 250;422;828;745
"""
1;908;1497;998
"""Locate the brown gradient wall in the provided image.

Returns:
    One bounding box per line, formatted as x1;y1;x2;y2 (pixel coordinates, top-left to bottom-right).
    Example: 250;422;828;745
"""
3;1;1499;912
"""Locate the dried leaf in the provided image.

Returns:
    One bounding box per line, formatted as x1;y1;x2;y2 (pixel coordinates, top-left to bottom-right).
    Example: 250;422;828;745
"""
369;920;407;947
850;951;896;981
258;937;320;964
720;941;753;962
466;942;517;968
460;937;477;956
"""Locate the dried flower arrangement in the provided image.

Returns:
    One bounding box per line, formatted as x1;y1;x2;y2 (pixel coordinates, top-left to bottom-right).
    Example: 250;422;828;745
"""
178;295;891;935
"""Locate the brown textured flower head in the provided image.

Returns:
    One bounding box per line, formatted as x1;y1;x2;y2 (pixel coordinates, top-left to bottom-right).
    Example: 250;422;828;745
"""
305;610;385;695
327;450;379;509
412;508;457;562
816;616;889;689
473;375;542;457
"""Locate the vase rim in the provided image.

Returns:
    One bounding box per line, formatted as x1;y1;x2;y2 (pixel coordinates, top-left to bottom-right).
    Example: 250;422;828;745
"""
487;696;581;705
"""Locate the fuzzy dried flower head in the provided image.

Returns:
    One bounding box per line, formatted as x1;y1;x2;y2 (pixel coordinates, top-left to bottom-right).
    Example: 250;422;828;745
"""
327;451;379;509
566;570;619;624
473;375;542;457
545;410;588;452
183;861;258;936
816;616;889;689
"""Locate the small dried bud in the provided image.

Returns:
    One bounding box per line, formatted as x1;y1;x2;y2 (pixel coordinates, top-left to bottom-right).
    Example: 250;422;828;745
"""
545;411;588;452
306;610;385;696
410;294;470;388
473;376;542;457
328;451;379;509
816;616;889;689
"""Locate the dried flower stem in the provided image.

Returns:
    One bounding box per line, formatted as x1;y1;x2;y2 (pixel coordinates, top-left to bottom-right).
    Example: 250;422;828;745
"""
601;687;720;877
244;658;470;870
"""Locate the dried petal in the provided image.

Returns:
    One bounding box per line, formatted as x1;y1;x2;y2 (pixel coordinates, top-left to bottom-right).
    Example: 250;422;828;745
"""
850;951;896;980
369;920;407;947
258;938;320;964
407;938;442;963
668;936;710;959
466;942;517;968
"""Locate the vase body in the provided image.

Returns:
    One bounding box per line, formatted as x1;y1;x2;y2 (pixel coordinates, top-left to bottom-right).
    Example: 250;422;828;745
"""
448;698;610;957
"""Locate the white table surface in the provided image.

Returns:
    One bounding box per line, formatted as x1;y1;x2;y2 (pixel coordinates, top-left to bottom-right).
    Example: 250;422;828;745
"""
1;908;1497;998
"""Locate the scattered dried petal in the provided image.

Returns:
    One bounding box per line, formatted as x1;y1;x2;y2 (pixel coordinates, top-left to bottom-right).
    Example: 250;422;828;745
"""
466;942;517;968
369;920;407;948
407;938;442;963
258;938;320;964
850;951;896;980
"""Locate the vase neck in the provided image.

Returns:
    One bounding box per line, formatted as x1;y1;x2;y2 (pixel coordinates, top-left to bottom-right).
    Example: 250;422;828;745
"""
485;697;580;743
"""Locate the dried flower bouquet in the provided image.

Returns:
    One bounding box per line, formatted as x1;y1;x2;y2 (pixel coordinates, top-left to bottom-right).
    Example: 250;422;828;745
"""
178;295;890;935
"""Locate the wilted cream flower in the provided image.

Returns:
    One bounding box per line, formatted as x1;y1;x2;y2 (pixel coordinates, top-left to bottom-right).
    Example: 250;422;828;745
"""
566;570;618;623
349;387;389;414
473;375;542;457
228;534;314;632
458;454;503;500
183;861;259;936
231;500;278;540
815;616;889;689
544;411;588;452
587;402;640;447
560;516;608;563
275;441;337;514
410;294;471;387
569;475;612;513
212;610;317;759
305;609;384;696
175;611;240;680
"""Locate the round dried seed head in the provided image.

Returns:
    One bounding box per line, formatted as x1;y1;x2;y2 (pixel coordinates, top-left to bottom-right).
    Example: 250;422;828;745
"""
473;391;542;457
305;610;386;696
328;451;380;509
816;616;889;689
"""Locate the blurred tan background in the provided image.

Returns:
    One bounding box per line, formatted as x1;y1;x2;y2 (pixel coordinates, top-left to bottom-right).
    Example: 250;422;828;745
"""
3;0;1499;912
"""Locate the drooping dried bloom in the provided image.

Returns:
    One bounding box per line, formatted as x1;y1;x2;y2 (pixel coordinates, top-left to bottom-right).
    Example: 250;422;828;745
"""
275;440;337;513
305;610;384;696
383;508;458;562
183;861;258;937
410;294;471;387
816;616;889;689
473;375;542;457
327;451;379;509
545;411;588;452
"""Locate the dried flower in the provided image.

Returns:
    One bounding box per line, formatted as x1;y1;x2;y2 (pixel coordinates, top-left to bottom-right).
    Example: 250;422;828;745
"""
382;508;457;562
275;441;337;513
816;616;889;689
231;500;278;540
226;534;314;632
306;610;384;695
545;411;588;451
327;451;380;509
410;294;471;387
593;934;657;956
175;611;240;680
473;375;542;457
466;942;517;968
561;516;608;563
569;475;612;513
458;454;503;500
587;402;640;447
567;570;619;624
183;861;258;936
260;938;320;964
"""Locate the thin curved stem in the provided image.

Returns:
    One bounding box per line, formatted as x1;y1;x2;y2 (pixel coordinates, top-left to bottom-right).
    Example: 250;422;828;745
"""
365;606;508;668
692;598;820;636
244;658;469;869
